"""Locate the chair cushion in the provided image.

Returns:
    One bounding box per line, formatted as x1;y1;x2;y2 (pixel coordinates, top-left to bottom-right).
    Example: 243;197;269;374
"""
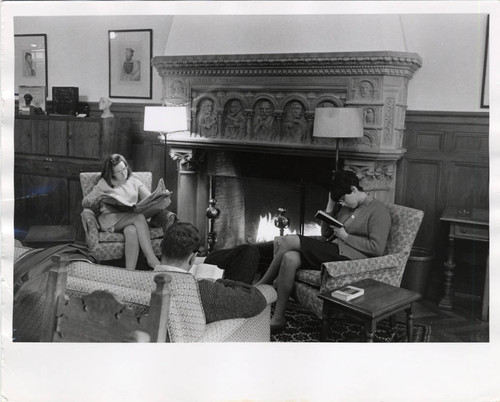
201;319;246;342
98;227;164;242
295;269;321;288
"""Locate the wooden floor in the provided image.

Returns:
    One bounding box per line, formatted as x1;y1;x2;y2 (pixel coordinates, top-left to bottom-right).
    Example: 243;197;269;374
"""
395;293;489;342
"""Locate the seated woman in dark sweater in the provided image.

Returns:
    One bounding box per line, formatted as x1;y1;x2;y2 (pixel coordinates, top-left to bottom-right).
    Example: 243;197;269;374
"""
256;170;392;332
155;222;266;323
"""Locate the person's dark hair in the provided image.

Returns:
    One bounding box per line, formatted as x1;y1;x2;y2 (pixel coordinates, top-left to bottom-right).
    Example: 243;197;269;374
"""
161;222;201;260
329;170;363;202
100;153;132;187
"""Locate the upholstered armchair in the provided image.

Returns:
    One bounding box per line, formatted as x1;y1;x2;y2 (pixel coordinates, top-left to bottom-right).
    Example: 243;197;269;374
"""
275;204;424;318
14;243;277;342
79;172;165;262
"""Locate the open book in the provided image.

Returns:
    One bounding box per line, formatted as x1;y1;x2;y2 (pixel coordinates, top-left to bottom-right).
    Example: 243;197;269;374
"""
189;263;224;281
100;178;172;214
314;210;344;228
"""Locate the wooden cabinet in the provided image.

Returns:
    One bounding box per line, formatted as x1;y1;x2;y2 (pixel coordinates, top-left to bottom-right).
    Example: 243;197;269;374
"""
14;115;132;241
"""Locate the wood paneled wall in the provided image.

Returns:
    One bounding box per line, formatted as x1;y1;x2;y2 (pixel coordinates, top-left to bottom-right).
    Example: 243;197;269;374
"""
395;111;489;253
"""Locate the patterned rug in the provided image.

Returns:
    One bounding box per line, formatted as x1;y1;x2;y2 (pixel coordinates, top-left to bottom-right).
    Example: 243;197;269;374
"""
271;300;431;343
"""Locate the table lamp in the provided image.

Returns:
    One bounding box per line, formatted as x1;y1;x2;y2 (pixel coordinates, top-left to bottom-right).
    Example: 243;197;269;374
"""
313;107;364;171
144;106;188;180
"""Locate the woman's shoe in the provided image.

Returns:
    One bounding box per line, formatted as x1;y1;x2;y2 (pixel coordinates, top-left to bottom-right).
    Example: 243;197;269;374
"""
270;320;287;334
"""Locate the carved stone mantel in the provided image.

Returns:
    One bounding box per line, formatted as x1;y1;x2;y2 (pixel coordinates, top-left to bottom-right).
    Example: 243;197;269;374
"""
152;51;422;204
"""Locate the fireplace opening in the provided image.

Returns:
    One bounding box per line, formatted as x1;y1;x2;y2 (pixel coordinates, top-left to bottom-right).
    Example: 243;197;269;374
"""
210;151;334;249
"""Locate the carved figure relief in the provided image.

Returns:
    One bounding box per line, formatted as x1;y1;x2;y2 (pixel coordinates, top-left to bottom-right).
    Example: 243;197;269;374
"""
365;107;375;124
253;100;276;141
383;98;395;145
197;98;218;137
358;80;374;100
223;100;246;139
317;101;336;108
170;79;186;98
282;101;308;143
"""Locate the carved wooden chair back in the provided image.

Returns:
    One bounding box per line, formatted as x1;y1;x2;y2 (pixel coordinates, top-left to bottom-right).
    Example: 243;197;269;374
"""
40;255;171;342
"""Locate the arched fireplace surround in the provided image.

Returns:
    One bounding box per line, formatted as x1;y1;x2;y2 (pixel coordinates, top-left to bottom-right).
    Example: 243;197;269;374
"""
152;51;422;248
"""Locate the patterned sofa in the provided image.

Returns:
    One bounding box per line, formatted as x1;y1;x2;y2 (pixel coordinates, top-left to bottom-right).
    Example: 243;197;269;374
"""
13;242;277;342
275;203;424;318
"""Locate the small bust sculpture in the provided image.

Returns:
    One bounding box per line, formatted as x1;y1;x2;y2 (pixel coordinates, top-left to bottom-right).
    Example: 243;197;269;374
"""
24;93;33;107
99;97;114;119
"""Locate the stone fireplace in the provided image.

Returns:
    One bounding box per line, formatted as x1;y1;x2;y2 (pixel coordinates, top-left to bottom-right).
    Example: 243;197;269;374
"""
152;51;422;248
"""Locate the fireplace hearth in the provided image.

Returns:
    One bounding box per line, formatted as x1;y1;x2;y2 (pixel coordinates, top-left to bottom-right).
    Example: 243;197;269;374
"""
152;51;422;248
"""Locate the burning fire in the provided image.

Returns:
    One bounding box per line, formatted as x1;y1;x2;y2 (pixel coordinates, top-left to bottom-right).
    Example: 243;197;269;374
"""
255;213;322;242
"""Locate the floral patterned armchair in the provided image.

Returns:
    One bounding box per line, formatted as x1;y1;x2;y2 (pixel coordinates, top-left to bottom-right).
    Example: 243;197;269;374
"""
274;204;424;318
79;172;164;262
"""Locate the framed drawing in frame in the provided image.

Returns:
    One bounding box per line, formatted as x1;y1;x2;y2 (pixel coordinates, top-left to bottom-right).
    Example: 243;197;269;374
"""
108;29;152;99
14;34;47;96
18;86;46;115
480;15;489;109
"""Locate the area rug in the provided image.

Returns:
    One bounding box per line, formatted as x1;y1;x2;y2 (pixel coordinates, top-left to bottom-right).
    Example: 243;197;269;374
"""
271;300;431;343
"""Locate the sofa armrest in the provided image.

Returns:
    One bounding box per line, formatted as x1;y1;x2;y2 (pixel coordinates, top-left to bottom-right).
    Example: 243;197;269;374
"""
320;252;408;291
254;284;277;304
81;208;100;249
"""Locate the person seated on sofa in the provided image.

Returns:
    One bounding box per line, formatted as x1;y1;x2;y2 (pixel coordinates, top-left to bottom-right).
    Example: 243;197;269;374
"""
155;222;266;323
256;170;392;332
82;153;176;270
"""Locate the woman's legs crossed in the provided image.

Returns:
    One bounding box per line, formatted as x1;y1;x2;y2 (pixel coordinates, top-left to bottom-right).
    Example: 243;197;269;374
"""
115;213;160;268
256;234;301;285
271;250;302;326
123;225;139;270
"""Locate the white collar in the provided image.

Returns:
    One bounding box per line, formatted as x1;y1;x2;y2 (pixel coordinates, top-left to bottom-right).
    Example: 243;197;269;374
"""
154;264;190;274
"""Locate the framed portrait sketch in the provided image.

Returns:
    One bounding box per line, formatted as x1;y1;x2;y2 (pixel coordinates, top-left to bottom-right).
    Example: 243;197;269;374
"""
109;29;152;99
480;15;489;109
14;34;47;96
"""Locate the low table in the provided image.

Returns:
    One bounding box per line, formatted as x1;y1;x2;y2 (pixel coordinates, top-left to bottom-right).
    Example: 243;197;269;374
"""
23;225;76;248
318;278;422;342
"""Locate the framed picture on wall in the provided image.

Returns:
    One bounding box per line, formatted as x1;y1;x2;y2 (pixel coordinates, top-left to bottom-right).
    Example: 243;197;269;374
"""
108;29;152;99
14;34;47;96
480;15;489;109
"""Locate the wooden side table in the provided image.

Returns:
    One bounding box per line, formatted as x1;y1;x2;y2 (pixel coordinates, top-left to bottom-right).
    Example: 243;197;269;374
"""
318;278;422;342
440;207;489;321
23;225;76;248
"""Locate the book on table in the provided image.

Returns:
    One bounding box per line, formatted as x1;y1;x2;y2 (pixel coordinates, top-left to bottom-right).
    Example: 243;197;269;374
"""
100;178;172;214
331;285;364;301
189;263;224;281
314;210;344;228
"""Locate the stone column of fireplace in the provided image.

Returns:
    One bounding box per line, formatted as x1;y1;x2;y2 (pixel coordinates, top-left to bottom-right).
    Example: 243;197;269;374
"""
170;148;208;241
153;51;422;230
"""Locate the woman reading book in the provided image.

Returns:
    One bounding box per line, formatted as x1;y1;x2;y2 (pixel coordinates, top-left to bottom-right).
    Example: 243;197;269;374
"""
82;154;176;270
255;170;391;333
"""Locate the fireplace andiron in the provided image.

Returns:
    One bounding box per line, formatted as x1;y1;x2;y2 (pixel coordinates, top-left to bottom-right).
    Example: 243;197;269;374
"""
274;208;290;236
206;198;221;253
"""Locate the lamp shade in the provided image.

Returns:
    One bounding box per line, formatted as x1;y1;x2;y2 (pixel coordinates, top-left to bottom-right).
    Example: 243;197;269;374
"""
143;106;188;133
313;107;364;139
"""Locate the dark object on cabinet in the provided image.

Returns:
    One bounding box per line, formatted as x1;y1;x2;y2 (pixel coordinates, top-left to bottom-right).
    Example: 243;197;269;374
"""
14;114;132;242
52;87;79;115
79;102;91;117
